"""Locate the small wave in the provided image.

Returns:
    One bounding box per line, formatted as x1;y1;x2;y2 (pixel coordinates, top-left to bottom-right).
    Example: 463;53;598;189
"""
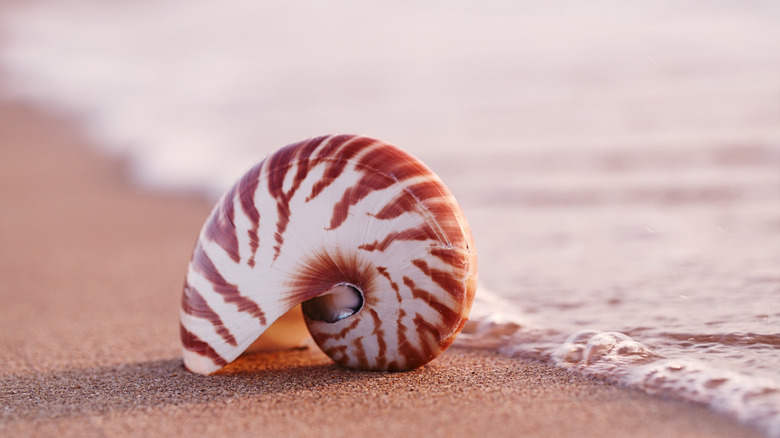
627;359;780;437
554;330;780;437
459;288;780;437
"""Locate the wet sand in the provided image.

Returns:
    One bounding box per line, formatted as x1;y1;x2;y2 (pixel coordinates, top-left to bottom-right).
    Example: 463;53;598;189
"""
0;98;765;437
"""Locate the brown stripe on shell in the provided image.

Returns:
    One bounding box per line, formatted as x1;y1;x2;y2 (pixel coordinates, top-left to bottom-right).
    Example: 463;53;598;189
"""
329;171;395;230
289;138;323;195
237;161;263;267
351;336;369;369
371;180;447;221
429;248;467;268
391;307;420;371
266;137;326;261
204;185;240;263
368;308;388;369
412;313;439;363
414;202;466;247
180;324;228;367
357;143;433;182
266;143;296;262
358;223;441;252
402;275;460;331
306;135;371;202
191;243;267;325
308;315;361;342
411;259;466;300
375;266;402;303
308;134;342;163
182;280;238;347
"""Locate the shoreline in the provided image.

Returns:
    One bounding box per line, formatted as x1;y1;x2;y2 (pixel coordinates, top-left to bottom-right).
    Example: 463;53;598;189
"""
0;99;765;437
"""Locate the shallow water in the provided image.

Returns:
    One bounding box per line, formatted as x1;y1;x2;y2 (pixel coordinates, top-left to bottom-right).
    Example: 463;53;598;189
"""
1;0;779;435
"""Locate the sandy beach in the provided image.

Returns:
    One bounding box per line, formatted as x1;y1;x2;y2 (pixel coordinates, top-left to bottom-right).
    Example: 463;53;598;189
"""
0;94;767;437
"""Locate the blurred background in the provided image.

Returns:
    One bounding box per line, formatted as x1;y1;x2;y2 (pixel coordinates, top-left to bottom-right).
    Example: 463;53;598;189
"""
1;0;778;193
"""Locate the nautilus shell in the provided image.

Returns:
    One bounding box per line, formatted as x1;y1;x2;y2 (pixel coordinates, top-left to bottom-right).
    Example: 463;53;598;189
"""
180;134;477;374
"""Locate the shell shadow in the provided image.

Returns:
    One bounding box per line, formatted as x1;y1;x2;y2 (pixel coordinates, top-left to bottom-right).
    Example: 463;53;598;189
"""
2;348;401;422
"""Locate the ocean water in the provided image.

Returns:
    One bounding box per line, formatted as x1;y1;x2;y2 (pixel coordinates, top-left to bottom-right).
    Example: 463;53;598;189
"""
1;0;779;435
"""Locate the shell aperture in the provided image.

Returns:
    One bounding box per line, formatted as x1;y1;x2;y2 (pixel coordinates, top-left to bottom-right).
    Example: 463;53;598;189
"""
180;134;477;374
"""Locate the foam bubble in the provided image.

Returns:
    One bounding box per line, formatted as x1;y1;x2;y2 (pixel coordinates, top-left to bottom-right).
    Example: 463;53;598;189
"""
556;329;657;366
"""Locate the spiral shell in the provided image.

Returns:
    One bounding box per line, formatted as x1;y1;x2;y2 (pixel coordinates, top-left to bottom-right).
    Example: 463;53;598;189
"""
180;134;477;374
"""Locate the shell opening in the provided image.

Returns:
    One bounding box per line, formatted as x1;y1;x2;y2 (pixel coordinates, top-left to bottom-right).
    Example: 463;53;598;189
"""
302;283;364;323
